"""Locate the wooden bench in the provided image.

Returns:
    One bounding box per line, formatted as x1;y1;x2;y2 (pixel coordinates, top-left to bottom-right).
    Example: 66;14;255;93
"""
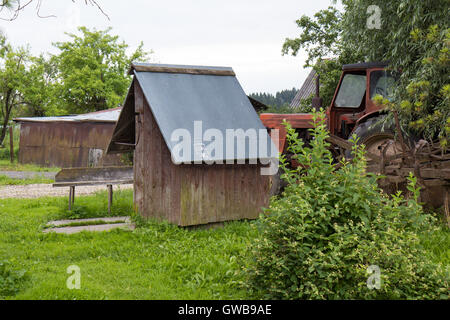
53;166;133;214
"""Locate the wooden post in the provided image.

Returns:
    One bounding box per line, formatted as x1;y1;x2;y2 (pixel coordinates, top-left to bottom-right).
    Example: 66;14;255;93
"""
9;126;14;163
107;184;113;214
68;186;75;211
312;74;323;111
68;187;72;211
71;186;75;205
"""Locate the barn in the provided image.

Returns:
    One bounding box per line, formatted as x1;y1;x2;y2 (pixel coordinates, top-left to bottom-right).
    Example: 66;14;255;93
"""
14;107;125;168
107;63;278;227
290;69;318;109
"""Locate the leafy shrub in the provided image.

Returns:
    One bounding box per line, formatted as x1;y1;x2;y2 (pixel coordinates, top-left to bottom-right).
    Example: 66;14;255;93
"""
0;146;18;161
0;260;27;298
393;25;449;149
242;110;448;299
120;151;134;166
0;125;20;160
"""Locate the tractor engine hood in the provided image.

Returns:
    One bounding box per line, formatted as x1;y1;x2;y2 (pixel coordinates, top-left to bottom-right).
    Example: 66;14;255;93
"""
259;113;316;130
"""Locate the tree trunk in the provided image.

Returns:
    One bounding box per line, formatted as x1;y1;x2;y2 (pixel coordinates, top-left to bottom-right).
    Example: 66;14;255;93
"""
0;89;13;147
0;115;9;147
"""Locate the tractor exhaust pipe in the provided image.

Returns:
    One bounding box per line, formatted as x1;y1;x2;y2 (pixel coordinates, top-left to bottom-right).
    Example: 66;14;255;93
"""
312;73;323;111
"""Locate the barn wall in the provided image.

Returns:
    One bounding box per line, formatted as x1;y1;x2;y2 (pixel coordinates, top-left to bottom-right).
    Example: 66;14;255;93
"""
134;81;270;227
18;121;123;168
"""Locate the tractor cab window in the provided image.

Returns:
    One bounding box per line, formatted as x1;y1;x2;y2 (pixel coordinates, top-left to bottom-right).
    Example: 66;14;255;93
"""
334;73;366;108
370;70;396;101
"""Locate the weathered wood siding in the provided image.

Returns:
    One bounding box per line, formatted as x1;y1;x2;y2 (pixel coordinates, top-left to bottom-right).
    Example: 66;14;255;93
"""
18;121;123;168
133;81;270;227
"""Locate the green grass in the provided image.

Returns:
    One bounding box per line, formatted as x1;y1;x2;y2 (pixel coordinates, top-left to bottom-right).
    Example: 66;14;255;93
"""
0;174;54;186
0;189;256;299
420;225;450;266
0;189;448;300
0;160;60;173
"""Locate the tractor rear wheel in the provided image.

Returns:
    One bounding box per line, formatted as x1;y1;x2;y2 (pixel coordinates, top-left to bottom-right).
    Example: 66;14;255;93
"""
345;116;404;160
269;169;289;197
269;170;282;197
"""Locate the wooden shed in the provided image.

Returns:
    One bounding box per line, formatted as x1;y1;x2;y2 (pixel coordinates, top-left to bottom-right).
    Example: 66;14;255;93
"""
14;108;124;168
107;63;278;227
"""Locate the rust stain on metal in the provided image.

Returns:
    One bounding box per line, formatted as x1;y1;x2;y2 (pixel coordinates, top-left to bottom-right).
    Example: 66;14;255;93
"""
17;121;123;168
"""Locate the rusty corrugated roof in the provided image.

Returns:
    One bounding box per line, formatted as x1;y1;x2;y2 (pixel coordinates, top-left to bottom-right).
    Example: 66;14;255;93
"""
13;107;122;123
290;69;317;108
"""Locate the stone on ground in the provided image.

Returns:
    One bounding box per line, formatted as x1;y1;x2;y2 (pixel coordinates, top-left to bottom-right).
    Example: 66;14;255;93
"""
46;216;131;227
43;216;135;234
43;222;135;234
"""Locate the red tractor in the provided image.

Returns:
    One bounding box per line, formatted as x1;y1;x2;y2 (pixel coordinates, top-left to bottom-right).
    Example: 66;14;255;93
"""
260;62;409;196
260;62;449;212
260;62;399;158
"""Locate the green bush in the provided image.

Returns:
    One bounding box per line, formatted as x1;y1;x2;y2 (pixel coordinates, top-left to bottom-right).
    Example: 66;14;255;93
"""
242;110;448;299
0;125;20;161
0;146;18;161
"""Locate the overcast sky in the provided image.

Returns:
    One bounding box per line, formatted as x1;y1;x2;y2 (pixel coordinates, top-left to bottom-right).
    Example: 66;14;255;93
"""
1;0;335;94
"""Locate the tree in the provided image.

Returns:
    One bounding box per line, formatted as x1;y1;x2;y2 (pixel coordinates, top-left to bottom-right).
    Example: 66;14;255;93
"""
52;26;151;114
0;30;6;53
282;5;362;108
0;37;58;146
282;6;344;66
19;54;57;116
249;88;298;109
0;42;30;146
283;0;449;147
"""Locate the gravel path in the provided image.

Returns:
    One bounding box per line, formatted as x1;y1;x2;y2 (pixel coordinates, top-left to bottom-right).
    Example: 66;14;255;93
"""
0;183;133;199
0;171;57;179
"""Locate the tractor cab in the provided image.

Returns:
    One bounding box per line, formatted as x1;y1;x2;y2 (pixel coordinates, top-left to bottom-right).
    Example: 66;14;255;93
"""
328;62;396;139
259;61;397;154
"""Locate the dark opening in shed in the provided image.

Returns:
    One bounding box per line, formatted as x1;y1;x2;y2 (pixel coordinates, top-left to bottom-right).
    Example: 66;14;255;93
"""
107;63;278;227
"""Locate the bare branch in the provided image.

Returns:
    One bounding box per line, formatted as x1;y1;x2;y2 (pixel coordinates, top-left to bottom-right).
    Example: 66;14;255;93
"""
75;0;109;20
35;0;56;19
0;0;109;21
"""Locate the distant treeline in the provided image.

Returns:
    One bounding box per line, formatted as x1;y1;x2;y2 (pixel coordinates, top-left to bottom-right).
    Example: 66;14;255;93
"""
249;88;298;108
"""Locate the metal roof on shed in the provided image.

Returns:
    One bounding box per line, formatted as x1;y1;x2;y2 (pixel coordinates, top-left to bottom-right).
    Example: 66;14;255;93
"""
13;107;122;123
108;63;278;164
290;69;317;108
129;62;235;74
